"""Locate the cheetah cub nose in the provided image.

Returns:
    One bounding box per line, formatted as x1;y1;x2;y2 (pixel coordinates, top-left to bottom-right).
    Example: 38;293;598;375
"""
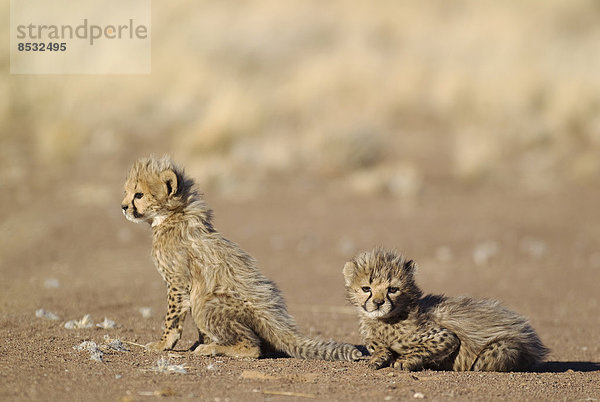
373;298;385;307
122;205;128;211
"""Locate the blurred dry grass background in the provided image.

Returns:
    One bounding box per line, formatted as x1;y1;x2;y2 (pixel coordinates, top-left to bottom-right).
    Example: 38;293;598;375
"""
2;0;600;214
3;0;600;201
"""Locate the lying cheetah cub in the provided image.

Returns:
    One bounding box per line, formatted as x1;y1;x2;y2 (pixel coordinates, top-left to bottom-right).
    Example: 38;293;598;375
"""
343;248;548;371
121;155;361;361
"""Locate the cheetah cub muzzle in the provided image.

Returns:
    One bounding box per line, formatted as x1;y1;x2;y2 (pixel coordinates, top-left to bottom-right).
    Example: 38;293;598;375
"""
343;247;549;371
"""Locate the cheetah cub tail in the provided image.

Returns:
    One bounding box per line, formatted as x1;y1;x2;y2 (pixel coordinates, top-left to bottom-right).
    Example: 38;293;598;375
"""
283;334;363;362
254;312;362;361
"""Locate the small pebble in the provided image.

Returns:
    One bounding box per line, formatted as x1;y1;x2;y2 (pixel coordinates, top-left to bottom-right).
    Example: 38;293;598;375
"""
43;278;60;289
473;241;498;266
413;392;425;399
139;307;152;318
35;309;60;321
435;246;453;262
519;237;547;259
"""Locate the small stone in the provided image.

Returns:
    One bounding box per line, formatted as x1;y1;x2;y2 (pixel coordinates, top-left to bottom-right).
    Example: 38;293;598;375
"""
73;340;104;362
104;336;129;352
152;357;187;374
35;309;60;321
139;307;152;318
43;278;60;289
338;236;355;255
519;237;548;259
473;241;499;266
435;246;453;262
413;392;425;399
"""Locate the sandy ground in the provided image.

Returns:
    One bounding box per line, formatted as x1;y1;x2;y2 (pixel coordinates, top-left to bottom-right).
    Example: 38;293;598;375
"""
3;2;600;400
1;179;600;401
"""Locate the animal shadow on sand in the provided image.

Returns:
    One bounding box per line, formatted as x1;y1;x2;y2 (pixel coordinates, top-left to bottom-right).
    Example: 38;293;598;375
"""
352;345;600;373
173;345;600;372
532;361;600;373
182;342;600;371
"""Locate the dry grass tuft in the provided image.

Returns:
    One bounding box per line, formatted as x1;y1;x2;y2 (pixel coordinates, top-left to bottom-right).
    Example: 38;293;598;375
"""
3;1;600;199
96;318;117;329
64;314;94;329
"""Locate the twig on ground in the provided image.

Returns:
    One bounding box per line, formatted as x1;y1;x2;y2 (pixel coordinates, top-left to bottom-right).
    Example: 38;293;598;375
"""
122;340;146;348
263;390;316;398
138;389;178;397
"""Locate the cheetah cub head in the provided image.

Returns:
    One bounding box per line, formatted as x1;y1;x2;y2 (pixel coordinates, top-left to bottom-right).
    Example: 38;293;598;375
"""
343;248;422;319
121;156;182;226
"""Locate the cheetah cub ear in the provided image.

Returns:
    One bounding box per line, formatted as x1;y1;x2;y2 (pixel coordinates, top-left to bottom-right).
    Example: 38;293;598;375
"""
342;261;356;286
404;259;417;275
159;169;178;197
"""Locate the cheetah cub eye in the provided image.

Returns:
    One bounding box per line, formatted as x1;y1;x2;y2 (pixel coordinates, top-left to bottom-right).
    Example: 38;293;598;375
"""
361;286;371;293
134;192;144;199
388;287;399;294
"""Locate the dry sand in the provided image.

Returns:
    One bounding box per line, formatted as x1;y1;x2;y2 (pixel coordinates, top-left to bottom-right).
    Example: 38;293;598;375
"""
1;182;599;401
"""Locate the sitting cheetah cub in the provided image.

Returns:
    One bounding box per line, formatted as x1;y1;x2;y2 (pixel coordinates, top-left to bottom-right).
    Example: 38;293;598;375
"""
343;248;548;371
121;155;361;361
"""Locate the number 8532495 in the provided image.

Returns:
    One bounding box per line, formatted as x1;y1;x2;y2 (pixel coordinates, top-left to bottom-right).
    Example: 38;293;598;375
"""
17;42;66;51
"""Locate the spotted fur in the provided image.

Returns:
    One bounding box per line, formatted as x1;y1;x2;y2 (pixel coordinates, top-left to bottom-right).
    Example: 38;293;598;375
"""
343;247;549;371
121;155;361;361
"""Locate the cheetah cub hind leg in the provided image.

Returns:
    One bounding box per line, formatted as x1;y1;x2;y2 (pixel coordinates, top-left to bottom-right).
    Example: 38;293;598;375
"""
189;329;213;351
192;318;262;359
193;333;261;359
471;337;527;372
193;342;261;359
